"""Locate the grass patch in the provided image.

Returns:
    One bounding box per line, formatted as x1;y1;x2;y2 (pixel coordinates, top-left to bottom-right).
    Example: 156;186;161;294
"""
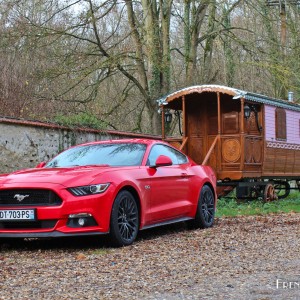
216;191;300;217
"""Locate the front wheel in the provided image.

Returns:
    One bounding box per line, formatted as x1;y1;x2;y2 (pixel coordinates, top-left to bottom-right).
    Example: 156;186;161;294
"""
189;185;215;229
109;190;139;247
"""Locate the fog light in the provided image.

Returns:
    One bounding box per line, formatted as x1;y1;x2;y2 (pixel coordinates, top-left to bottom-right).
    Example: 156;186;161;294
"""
78;218;86;227
67;213;98;228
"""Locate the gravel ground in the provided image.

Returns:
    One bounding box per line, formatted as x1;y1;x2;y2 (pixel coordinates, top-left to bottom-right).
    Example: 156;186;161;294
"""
1;213;300;300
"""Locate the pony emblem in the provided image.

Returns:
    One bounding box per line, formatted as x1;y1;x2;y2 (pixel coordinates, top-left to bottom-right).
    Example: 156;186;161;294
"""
14;194;29;202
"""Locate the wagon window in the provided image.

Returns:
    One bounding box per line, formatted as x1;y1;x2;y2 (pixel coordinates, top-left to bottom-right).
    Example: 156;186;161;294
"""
222;111;239;134
275;108;286;140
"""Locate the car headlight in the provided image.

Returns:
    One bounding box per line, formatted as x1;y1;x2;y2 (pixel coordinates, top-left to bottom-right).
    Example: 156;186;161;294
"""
68;183;110;196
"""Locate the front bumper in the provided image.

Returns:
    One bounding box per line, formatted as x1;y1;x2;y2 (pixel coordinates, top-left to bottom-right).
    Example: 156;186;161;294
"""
0;182;114;238
0;231;107;238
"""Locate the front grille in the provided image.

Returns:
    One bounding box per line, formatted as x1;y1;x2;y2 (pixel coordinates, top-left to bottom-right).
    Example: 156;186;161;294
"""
0;220;57;229
0;189;62;206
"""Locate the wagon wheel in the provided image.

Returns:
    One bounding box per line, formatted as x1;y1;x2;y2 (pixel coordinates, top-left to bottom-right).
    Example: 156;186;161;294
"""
274;181;290;199
263;183;278;202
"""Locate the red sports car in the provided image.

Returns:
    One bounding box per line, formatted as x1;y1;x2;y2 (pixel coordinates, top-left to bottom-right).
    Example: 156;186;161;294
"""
0;139;217;246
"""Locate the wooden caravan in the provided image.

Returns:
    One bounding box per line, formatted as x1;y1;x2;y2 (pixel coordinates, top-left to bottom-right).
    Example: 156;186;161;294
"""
158;85;300;200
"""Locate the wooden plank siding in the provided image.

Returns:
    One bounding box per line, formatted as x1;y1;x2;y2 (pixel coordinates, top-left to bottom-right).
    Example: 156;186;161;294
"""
263;105;300;177
265;105;300;144
263;147;300;177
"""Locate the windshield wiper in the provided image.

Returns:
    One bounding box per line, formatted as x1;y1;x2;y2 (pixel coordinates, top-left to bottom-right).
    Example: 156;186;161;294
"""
81;164;110;167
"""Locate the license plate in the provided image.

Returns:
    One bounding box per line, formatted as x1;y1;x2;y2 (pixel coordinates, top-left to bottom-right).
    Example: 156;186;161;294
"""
0;209;35;221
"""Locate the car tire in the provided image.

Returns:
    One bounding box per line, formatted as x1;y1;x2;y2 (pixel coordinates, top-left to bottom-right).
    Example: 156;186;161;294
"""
109;190;139;247
189;185;215;229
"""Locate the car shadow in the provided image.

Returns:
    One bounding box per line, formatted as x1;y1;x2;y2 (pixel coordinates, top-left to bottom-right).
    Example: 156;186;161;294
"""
0;222;190;251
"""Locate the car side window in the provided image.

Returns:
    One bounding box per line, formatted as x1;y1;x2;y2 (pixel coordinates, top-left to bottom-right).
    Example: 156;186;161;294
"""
147;144;188;166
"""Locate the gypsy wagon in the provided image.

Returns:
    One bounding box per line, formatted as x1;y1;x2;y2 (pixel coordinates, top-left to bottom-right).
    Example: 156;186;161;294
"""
158;85;300;201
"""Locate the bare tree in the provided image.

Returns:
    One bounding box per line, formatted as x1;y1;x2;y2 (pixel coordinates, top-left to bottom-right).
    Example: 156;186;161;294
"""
1;0;298;134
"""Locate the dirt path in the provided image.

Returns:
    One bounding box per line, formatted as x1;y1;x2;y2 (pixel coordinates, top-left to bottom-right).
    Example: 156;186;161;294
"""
1;213;300;299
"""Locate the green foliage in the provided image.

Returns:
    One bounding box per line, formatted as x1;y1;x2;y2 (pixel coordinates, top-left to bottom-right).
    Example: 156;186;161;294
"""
54;113;106;130
216;191;300;217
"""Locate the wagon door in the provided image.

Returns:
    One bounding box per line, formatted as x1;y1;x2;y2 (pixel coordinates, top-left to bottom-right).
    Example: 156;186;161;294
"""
218;98;264;180
186;95;207;165
186;92;219;171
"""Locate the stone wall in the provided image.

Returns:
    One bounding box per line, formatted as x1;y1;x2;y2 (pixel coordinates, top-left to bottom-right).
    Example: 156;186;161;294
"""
0;117;158;173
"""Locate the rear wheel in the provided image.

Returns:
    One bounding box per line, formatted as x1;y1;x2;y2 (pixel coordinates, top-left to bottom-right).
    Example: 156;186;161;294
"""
109;190;139;247
189;185;215;229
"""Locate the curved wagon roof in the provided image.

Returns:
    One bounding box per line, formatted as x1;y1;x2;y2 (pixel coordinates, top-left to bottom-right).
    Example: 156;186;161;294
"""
157;85;300;112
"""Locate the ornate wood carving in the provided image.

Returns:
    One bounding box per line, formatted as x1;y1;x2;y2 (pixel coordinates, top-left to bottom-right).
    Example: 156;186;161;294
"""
245;137;262;163
222;139;241;162
247;111;257;133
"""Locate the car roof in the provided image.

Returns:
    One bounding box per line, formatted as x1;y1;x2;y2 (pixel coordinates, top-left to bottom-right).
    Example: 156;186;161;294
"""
73;138;163;148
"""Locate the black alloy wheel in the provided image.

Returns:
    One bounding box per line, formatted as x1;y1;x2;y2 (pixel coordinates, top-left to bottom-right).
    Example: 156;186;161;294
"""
189;185;215;229
109;190;139;247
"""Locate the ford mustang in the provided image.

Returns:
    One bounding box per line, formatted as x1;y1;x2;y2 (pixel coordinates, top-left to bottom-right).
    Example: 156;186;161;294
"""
0;139;217;246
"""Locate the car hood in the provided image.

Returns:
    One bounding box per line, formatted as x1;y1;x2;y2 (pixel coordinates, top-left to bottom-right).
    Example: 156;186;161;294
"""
0;166;115;187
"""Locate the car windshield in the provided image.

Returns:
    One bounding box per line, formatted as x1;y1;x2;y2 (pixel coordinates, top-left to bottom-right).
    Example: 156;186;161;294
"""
45;143;147;168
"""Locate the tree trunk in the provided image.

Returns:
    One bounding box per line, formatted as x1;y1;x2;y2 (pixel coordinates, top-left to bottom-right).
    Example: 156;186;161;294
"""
184;0;209;85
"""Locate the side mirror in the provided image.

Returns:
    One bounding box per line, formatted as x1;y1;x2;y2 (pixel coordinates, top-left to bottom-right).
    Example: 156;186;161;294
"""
36;162;46;168
152;155;173;168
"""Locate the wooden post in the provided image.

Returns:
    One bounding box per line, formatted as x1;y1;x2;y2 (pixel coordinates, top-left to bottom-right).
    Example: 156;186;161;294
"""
161;106;165;140
240;98;245;171
217;92;221;135
202;135;220;166
179;137;188;151
217;92;221;171
261;104;265;173
241;98;245;134
182;95;186;138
